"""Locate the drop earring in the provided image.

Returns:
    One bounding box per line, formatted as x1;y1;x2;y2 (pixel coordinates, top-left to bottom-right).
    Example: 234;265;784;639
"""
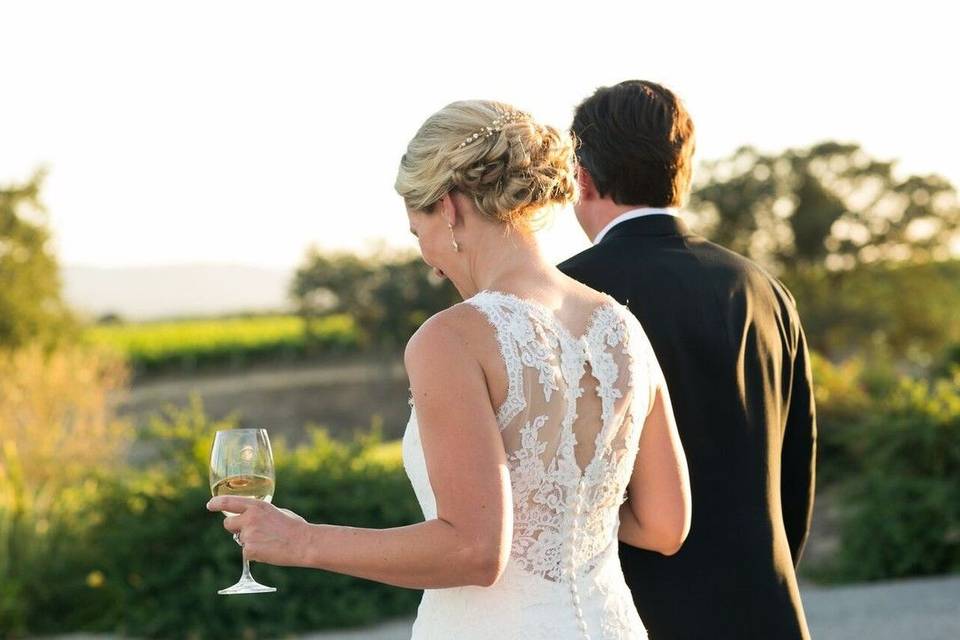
448;223;460;253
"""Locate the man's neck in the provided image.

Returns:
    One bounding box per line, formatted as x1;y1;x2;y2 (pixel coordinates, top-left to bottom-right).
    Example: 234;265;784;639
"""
589;203;649;242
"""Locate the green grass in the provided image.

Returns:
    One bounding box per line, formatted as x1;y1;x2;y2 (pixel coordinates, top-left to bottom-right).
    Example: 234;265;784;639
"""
85;314;359;373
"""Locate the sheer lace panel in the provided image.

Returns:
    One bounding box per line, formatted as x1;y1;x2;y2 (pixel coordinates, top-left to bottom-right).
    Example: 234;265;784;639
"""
466;290;659;583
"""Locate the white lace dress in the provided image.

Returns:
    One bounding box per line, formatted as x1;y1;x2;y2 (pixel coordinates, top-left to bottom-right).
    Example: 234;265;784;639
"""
402;290;664;640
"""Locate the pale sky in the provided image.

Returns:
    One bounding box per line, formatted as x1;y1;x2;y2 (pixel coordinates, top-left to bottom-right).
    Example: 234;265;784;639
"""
2;0;957;270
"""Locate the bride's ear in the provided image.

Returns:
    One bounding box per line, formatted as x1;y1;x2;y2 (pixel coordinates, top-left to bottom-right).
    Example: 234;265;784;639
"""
438;191;460;228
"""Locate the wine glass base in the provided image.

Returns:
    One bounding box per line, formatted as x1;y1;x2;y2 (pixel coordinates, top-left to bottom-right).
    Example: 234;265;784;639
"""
218;580;277;595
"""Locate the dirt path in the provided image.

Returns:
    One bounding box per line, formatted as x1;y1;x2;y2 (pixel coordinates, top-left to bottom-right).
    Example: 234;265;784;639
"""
116;359;411;443
123;360;407;406
295;574;960;639
40;575;960;640
801;574;960;640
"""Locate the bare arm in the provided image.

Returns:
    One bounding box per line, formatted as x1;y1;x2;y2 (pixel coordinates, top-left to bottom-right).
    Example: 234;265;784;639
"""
210;310;512;589
619;376;691;555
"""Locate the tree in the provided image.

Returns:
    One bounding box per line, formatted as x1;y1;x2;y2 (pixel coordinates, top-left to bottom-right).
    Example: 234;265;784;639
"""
290;248;459;349
689;142;960;274
0;170;74;349
782;260;960;361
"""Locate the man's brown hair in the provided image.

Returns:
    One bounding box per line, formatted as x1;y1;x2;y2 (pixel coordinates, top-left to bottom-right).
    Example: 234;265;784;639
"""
572;80;696;208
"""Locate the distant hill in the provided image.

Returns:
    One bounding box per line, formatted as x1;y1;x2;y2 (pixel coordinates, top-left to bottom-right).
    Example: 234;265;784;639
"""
63;264;294;321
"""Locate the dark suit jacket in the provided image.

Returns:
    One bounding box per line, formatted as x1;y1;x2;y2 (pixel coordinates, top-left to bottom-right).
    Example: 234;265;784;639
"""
559;214;816;640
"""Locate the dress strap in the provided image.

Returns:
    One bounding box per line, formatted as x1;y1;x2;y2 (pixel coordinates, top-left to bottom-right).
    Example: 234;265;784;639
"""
465;291;533;428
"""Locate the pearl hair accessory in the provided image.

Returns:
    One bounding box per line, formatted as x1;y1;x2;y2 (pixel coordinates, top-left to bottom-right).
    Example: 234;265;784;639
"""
456;111;530;149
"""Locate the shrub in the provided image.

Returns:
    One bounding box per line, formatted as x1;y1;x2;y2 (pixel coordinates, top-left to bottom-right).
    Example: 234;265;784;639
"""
809;351;901;485
13;400;422;639
0;344;130;636
831;371;960;581
934;342;960;378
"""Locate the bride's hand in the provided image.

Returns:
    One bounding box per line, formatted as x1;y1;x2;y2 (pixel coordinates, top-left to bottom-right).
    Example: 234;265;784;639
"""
207;496;312;567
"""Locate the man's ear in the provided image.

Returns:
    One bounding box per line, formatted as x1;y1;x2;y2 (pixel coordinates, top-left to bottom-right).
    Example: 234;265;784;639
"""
577;166;599;201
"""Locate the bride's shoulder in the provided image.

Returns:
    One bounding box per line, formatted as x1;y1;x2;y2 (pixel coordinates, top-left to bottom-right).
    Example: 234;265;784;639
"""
403;301;495;368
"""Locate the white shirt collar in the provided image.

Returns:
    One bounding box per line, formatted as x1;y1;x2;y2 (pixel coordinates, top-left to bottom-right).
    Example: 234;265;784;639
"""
592;207;679;245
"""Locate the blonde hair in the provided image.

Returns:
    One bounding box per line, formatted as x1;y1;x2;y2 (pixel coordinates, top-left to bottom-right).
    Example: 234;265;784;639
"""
394;100;578;230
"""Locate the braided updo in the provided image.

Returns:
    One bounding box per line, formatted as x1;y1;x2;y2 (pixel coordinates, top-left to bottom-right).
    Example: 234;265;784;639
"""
395;100;578;229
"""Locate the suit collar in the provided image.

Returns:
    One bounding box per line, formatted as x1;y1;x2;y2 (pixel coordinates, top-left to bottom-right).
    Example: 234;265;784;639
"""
592;207;678;244
598;213;691;242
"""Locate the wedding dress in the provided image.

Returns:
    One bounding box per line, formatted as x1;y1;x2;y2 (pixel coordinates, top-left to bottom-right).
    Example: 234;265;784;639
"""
402;289;663;639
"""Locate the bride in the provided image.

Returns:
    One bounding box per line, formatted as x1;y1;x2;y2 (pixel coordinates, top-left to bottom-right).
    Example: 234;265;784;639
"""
208;100;691;639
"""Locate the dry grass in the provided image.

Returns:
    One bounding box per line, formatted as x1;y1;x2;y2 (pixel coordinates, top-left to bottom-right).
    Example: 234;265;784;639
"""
0;344;131;517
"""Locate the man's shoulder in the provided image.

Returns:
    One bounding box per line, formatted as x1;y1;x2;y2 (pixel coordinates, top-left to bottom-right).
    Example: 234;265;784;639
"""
556;242;607;277
688;237;785;285
559;233;800;312
558;230;752;276
688;239;802;322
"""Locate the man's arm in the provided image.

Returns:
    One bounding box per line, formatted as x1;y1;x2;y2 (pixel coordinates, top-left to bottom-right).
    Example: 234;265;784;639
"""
781;322;817;566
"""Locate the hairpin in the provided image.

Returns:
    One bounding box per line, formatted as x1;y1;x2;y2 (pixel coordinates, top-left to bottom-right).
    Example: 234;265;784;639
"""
456;111;530;149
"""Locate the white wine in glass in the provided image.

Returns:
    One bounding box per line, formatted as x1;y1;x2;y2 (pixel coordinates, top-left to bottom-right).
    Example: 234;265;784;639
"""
209;428;277;594
212;475;275;509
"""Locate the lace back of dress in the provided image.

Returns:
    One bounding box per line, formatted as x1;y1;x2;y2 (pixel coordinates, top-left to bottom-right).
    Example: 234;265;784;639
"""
467;291;655;583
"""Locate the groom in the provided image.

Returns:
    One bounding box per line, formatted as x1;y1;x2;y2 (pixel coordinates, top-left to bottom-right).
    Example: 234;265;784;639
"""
559;81;816;640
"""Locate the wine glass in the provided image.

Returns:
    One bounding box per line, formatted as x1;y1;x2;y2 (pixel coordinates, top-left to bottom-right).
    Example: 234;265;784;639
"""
209;428;277;595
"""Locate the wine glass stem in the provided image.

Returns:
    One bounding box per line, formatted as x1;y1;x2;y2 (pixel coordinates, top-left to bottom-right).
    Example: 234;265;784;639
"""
241;556;254;583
